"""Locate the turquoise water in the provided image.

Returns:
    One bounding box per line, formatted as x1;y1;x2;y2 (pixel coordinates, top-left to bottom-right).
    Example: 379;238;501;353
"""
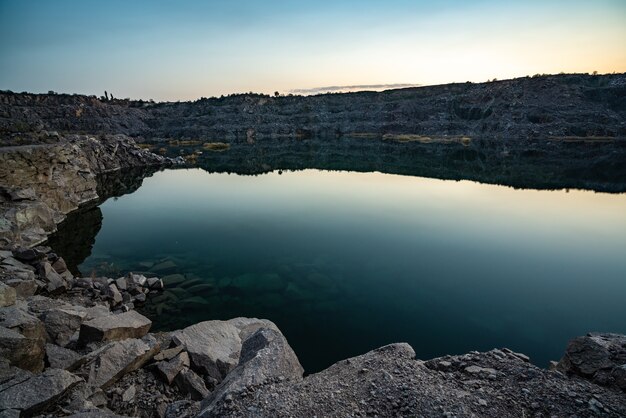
73;168;626;373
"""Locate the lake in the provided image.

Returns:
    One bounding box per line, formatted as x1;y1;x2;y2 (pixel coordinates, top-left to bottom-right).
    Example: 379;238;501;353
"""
51;167;626;373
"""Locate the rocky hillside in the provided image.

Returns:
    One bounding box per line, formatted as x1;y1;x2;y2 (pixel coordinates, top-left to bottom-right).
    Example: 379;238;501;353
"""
1;73;625;142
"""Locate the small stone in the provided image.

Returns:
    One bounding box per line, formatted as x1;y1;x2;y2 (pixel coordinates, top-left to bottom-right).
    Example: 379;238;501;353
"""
154;345;184;362
122;384;136;402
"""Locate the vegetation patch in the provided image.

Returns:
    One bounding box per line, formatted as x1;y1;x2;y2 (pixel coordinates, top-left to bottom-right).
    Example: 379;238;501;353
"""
202;142;230;151
168;139;203;146
382;134;472;146
347;132;381;139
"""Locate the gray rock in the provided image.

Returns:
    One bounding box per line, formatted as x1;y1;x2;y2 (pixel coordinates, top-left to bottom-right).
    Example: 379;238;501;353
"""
46;343;81;369
42;306;88;346
0;302;47;341
115;277;128;291
174;367;210;400
557;332;626;391
198;328;303;416
0;283;16;308
147;277;164;290
38;261;67;294
1;257;35;272
154;345;184;362
0;325;44;372
4;278;38;298
164;400;200;418
156;351;190;384
75;277;94;289
78;310;152;345
171;317;279;381
128;273;147;287
106;283;123;305
121;384;136;402
0;368;81;415
76;335;160;389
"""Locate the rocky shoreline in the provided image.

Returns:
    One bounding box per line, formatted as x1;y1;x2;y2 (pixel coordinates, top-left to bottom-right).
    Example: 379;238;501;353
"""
0;85;625;416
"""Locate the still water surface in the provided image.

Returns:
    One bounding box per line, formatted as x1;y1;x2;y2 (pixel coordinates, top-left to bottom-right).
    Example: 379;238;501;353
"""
74;168;626;372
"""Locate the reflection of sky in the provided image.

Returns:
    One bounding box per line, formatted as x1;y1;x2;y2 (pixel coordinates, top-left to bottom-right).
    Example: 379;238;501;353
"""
122;168;626;257
90;168;626;369
1;1;625;100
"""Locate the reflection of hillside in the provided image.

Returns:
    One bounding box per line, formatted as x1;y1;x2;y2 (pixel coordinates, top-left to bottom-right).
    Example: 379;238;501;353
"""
46;167;163;275
171;138;626;193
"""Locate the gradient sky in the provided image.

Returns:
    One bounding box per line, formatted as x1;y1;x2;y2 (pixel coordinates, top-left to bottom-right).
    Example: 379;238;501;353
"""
1;0;625;101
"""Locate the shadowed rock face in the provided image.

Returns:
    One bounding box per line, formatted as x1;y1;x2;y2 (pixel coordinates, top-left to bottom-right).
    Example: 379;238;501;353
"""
181;136;626;192
0;134;173;249
1;74;625;141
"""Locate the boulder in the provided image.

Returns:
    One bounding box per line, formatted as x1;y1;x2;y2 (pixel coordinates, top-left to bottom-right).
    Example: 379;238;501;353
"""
0;302;47;341
174;367;210;400
0;325;44;372
557;332;626;391
46;343;81;370
38;261;67;294
42;307;88;346
0;368;81;415
4;278;38;297
198;328;303;417
156;351;190;384
76;335;160;389
0;283;16;307
171;317;278;381
78;310;152;345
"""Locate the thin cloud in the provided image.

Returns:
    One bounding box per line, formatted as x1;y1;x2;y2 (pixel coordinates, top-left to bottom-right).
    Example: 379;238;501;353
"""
289;83;421;95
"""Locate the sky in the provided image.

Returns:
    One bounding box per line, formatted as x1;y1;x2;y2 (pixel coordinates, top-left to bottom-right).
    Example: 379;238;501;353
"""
0;0;625;101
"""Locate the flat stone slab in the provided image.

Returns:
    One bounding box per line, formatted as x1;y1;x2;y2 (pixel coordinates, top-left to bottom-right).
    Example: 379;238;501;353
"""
77;335;160;389
78;310;151;344
46;343;81;370
0;368;81;415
